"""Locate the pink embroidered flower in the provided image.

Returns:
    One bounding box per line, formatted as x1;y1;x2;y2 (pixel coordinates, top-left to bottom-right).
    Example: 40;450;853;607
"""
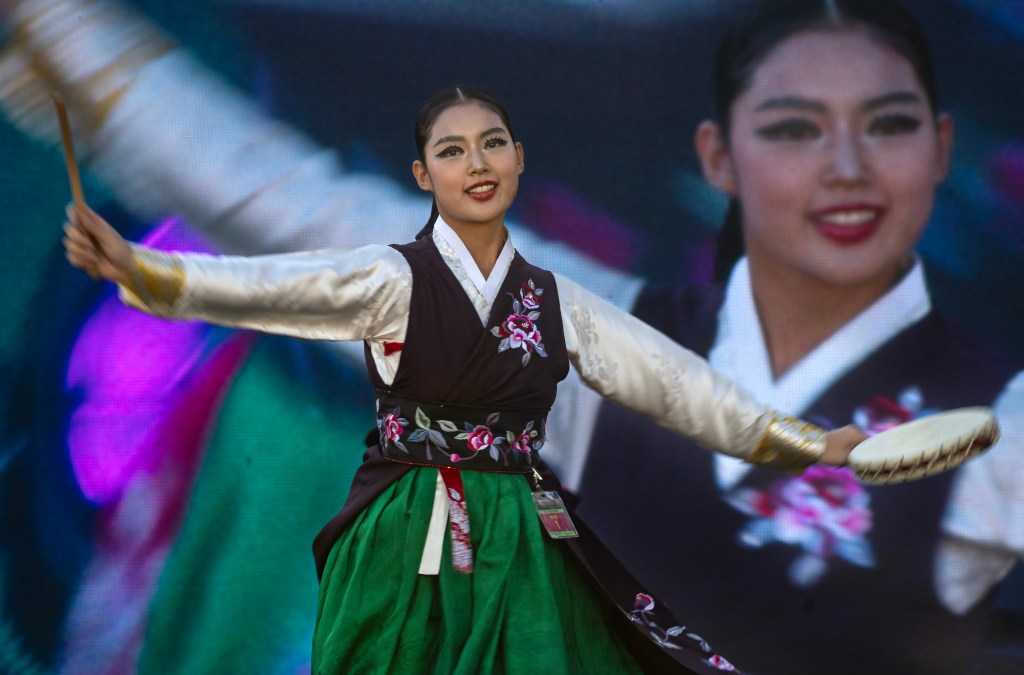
707;654;736;671
511;430;533;454
490;281;548;367
466;425;494;452
497;314;542;352
773;467;873;549
851;387;936;437
856;395;913;434
629;590;732;658
633;593;655;612
520;281;541;309
728;466;875;586
383;413;404;442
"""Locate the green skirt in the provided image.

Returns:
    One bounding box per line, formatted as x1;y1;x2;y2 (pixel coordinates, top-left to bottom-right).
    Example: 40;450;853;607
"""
312;468;645;674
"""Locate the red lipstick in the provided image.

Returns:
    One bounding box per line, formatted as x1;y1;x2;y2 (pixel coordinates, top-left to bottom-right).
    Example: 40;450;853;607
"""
810;204;884;245
466;181;498;202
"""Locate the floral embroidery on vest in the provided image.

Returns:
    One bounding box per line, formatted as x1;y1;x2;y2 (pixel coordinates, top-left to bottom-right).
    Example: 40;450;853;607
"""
851;386;936;434
379;408;409;452
376;401;545;468
727;466;875;587
490;280;548;367
628;593;736;670
724;386;937;587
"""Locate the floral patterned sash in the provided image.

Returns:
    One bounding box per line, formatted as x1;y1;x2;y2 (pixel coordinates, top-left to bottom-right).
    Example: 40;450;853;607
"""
375;391;547;474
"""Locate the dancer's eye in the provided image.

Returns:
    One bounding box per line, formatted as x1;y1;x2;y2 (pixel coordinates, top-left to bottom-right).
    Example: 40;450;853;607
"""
756;119;821;141
436;145;464;158
868;114;922;136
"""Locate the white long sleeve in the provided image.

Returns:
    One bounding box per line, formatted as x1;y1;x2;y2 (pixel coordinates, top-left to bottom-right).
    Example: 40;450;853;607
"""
943;372;1024;556
125;245;408;341
557;273;774;460
935;372;1024;613
121;244;412;385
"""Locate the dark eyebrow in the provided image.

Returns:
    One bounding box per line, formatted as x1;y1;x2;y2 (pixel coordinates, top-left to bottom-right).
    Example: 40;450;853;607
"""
754;97;826;114
433;135;464;147
754;91;924;114
862;91;923;111
432;127;508;147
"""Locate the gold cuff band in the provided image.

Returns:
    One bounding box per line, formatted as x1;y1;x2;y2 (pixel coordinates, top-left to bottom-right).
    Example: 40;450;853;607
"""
122;245;184;309
747;415;827;473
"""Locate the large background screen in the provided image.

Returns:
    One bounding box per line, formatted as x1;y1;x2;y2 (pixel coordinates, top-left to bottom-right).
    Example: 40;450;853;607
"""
1;1;1022;673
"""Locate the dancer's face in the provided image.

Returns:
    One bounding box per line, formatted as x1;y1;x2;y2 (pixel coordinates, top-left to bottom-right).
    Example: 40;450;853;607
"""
697;27;952;290
413;103;524;233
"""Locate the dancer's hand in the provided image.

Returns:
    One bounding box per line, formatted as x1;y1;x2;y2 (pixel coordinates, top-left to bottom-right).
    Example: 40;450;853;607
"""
819;424;866;466
63;204;132;285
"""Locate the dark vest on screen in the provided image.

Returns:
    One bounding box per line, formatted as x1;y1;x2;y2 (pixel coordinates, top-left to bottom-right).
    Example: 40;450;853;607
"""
578;282;1018;675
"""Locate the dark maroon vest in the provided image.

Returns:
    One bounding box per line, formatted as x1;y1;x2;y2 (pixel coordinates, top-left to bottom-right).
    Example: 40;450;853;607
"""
369;237;569;409
312;237;569;577
578;282;1019;675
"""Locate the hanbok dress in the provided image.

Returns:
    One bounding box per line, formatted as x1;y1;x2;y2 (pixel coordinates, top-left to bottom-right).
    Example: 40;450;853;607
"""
117;218;812;674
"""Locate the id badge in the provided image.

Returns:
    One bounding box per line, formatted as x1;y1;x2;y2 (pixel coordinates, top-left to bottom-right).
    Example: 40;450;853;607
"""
531;490;579;539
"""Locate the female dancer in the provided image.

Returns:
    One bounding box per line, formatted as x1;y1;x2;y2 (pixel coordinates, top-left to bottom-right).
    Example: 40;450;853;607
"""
62;84;859;673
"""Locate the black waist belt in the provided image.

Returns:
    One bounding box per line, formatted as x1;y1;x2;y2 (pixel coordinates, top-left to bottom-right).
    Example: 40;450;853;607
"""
374;391;548;473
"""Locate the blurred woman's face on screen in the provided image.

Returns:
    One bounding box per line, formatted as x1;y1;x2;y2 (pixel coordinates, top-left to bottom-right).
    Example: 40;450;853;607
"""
706;27;953;291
